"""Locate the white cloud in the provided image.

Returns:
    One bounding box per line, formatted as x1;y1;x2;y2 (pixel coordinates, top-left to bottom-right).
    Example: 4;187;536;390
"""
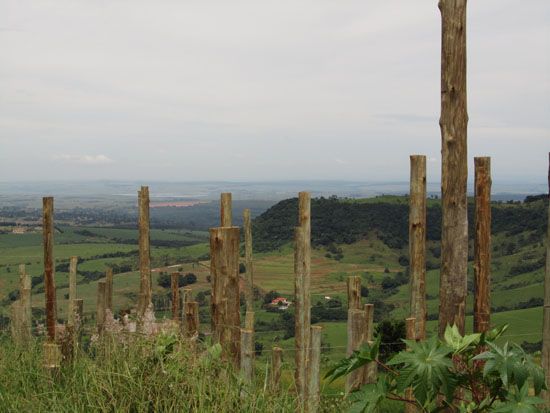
54;154;113;165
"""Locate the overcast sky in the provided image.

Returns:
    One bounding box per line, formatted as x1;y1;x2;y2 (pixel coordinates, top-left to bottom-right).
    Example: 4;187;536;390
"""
1;0;548;183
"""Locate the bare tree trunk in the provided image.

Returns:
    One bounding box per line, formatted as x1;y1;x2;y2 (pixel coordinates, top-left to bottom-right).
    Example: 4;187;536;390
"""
474;157;491;333
438;0;469;337
542;153;550;405
43;197;57;341
138;187;151;317
409;155;427;340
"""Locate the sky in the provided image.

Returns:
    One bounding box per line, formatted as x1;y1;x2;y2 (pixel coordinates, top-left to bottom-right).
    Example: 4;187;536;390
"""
0;0;549;183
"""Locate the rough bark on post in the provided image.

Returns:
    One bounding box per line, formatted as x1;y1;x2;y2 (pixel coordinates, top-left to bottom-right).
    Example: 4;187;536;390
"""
438;0;469;337
542;153;550;405
474;157;492;333
295;191;311;407
105;267;113;312
243;208;254;312
271;347;283;393
19;264;32;340
364;303;377;383
181;287;192;332
347;276;362;310
210;226;241;364
184;301;199;338
346;309;367;392
171;273;180;321
43;196;57;341
405;317;418;413
68;256;78;326
138;186;152;317
306;325;322;413
245;311;254;331
409;155;427;340
96;280;106;335
240;328;254;384
220;192;232;227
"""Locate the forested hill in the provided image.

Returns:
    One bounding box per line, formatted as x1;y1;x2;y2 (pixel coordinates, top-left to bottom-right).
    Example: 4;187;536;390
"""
252;195;548;252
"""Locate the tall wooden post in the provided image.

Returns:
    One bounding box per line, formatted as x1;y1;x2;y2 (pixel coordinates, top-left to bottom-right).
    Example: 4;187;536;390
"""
210;226;241;364
347;276;362;310
184;301;199;338
240;328;254;384
243;208;254;312
474;157;491;333
364;303;377;384
19;264;32;340
295;192;311;407
171;273;180;321
96;280;106;335
409;155;427;340
43;197;57;341
542;153;550;405
68;256;78;326
306;325;322;413
138;186;152;317
105;267;113;312
346;309;367;392
221;193;232;227
271;347;283;393
438;0;469;337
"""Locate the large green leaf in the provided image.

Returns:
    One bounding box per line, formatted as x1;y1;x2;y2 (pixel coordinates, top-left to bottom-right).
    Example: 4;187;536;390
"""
325;337;381;384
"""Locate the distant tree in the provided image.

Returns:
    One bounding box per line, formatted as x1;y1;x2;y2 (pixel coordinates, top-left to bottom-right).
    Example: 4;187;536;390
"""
360;285;369;298
263;290;280;305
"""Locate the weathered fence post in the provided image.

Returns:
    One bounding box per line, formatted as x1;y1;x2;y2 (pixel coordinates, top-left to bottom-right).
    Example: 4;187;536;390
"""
184;301;199;338
409;155;427;340
542;152;550;405
347;275;362;310
138;186;152;320
68;256;78;326
96;280;106;335
19;264;32;340
474;157;492;333
221;192;232;227
240;328;254;384
306;325;322;413
405;317;418;413
271;346;283;393
72;298;84;351
43;197;57;341
243;208;254;312
210;226;241;364
364;303;377;384
346;309;367;392
171;273;180;322
295;192;311;407
105;267;113;312
438;0;469;337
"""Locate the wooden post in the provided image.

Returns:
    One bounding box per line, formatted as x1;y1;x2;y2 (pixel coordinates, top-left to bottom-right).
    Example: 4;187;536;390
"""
409;155;427;340
405;317;418;413
96;280;106;335
364;303;377;384
210;226;241;364
240;329;254;384
243;208;254;312
73;299;84;334
171;273;180;321
474;157;492;333
43;196;57;341
245;311;254;331
542;153;550;405
19;264;32;340
295;191;311;406
347;275;362;310
438;0;469;337
68;256;78;326
105;267;113;312
184;301;199;338
138;186;152;317
346;309;367;392
221;192;232;227
306;325;322;413
43;342;61;370
271;346;283;393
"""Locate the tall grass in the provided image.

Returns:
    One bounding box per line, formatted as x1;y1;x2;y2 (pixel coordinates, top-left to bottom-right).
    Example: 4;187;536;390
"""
0;333;304;412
